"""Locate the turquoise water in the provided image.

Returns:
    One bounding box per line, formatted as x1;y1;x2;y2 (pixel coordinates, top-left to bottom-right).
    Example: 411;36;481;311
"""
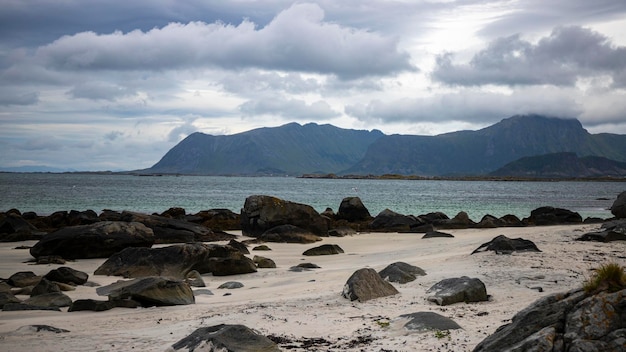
0;173;623;221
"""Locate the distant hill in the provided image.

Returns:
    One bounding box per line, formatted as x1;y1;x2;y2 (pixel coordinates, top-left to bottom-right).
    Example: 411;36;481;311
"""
489;152;626;178
342;114;626;176
144;123;384;175
141;115;626;176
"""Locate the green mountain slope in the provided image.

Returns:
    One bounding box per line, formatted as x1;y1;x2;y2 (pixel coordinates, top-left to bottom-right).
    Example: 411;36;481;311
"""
489;152;626;178
145;123;384;175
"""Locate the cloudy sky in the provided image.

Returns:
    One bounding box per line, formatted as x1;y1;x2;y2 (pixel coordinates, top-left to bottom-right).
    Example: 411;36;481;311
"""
2;0;626;171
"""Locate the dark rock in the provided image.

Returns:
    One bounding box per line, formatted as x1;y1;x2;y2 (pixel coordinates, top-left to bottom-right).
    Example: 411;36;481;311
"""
30;278;60;296
0;292;21;308
195;208;241;231
471;234;541;255
193;289;214;296
120;211;233;243
0;212;44;241
577;230;626;242
398;312;462;332
426;276;488;306
259;224;322;244
611;191;626;219
499;214;524;227
303;244;344;256
433;211;476;229
471;288;617;352
170;324;280;352
24;292;72;308
401;223;434;233
30;221;154;259
2;303;61;311
378;262;426;284
252;245;272;251
184;270;206;288
253;255;276;269
328;226;357;237
44;267;89;285
524;206;582;225
475;215;505;228
370;209;420;232
0;281;11;293
14;325;70;333
98;209;123;221
67;209;100;226
36;255;66;264
161;207;186;219
94;242;253;278
8;271;41;288
321;207;335;219
336;197;371;222
240;195;329;237
418;212;449;224
209;256;257;276
297;263;321;269
342;268;399;302
96;277;195;306
218;281;244;289
68;299;116;312
422;231;454;239
227;239;249;254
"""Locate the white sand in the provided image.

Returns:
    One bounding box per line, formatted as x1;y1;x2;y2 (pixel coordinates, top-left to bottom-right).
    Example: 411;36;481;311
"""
1;224;624;351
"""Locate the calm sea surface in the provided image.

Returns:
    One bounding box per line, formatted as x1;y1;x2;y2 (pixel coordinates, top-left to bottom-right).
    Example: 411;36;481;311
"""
0;173;623;221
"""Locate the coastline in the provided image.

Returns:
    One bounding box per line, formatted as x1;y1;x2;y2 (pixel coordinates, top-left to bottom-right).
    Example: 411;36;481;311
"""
1;223;624;351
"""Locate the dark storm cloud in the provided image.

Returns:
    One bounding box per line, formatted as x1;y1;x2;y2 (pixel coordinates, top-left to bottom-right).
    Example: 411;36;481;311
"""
32;3;414;79
0;91;39;106
432;26;626;87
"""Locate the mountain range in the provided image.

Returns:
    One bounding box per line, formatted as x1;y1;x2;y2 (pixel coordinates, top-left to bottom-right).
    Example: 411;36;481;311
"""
142;114;626;177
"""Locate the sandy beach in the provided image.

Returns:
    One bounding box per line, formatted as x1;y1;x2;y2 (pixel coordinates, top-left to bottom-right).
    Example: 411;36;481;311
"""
1;223;624;351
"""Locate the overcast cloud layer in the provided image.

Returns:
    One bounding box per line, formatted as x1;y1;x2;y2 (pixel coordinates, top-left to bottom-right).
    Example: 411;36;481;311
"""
1;0;626;171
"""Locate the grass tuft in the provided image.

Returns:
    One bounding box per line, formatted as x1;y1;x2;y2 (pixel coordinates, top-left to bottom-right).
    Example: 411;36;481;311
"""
583;262;626;294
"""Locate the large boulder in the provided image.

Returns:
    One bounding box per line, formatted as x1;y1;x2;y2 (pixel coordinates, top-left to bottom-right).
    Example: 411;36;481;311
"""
342;268;399;302
336;197;371;222
94;242;255;278
120;211;234;243
194;208;241;231
471;235;541;255
378;262;426;284
30;221;154;259
426;276;488;306
524;206;582;225
240;195;329;237
168;324;280;352
611;191;626;219
0;212;44;241
259;224;322;243
433;211;476;229
473;288;626;352
96;277;195;306
370;209;421;232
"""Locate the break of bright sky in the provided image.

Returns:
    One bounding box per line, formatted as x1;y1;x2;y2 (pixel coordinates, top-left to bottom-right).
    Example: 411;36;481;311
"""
1;0;626;171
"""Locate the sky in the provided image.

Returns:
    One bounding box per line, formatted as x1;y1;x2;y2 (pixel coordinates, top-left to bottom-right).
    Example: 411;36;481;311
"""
1;0;626;171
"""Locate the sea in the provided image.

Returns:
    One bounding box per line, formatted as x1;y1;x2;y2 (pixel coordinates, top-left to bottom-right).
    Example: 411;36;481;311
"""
0;173;624;221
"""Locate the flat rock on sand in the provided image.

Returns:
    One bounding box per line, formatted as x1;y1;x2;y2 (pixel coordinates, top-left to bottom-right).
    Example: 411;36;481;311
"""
168;324;280;352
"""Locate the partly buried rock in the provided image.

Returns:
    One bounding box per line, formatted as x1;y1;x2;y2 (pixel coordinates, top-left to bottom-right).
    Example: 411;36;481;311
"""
68;299;116;312
218;281;244;289
94;242;256;278
379;262;426;284
426;276;488;306
23;292;73;308
227;239;250;254
422;231;454;239
29;221;154;259
8;271;41;287
253;255;276;269
524;206;582;225
577;221;626;242
168;324;280;352
96;277;194;306
610;191;626;219
396;312;462;332
0;292;21;308
259;224;322;244
471;234;541;255
303;244;344;256
240;195;329;237
328;226;357;237
473;288;626;352
30;278;60;296
342;268;399;302
370;209;421;232
336;197;371;222
44;266;89;285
